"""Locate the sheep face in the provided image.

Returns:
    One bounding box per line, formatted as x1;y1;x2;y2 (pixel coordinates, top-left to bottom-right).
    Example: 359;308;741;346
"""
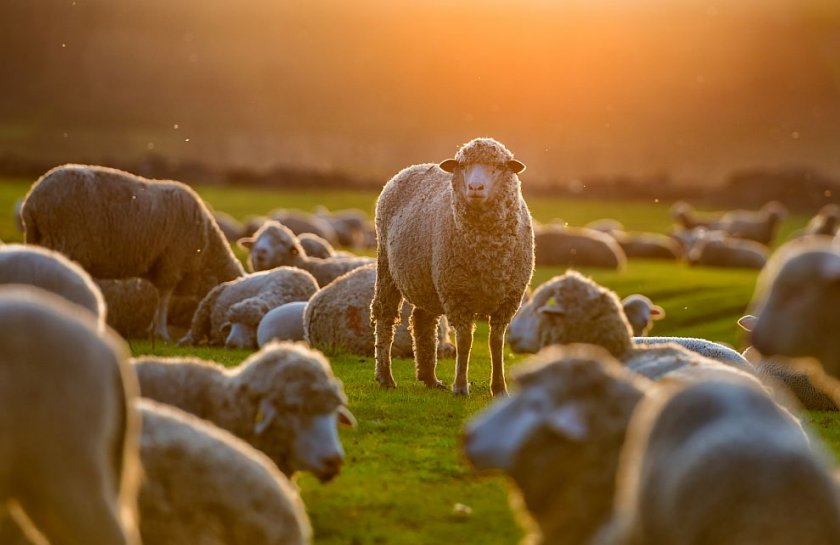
289;411;347;482
238;221;303;271
621;295;665;337
750;249;840;363
441;160;525;210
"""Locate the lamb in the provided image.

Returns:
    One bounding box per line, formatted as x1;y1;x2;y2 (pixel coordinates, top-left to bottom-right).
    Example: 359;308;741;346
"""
717;200;787;245
506;271;755;373
95;277;199;338
258;301;309;346
669;201;722;230
604;379;840;545
0;243;106;329
270;209;338;245
372;137;534;395
463;343;767;545
686;230;768;269
132;341;356;482
738;315;838;411
747;237;840;378
137;399;312;545
620;295;665;336
21;164;245;340
304;265;455;358
238;221;373;287
178;266;318;349
534;224;626;269
0;285;141;545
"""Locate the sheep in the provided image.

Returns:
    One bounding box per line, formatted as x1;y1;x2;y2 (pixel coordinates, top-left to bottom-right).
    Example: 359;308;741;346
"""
95;277;199;338
584;218;625;234
802;204;840;238
0;285;141;545
258;301;309;346
132;341;356;481
213;210;246;242
605;379;840;545
463;343;766;545
747;237;840;378
178;266;319;349
611;231;682;260
303;265;455;358
238;221;373;287
669;201;722;230
314;206;370;248
270;209;338;245
668;226;709;254
372;137;534;395
620;294;665;336
686;230;768;269
534;224;626;269
21;164;245;340
738;315;838;410
506;272;755;373
717;200;787;245
298;232;336;258
0;243;106;329
137;399;312;545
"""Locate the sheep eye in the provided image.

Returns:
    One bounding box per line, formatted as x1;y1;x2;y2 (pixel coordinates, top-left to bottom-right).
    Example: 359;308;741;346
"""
290;247;298;255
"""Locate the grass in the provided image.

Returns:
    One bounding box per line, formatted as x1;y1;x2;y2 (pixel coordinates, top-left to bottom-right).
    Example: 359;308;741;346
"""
1;177;838;544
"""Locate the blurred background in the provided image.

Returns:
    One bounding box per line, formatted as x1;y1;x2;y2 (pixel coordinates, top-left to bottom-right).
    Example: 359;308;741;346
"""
2;0;840;202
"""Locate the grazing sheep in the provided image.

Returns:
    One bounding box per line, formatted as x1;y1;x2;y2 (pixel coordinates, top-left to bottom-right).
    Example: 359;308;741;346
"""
314;206;370;248
213;210;246;242
178;266;318;349
718;200;787;245
669;201;722;230
270;209;338;245
611;231;682;260
258;301;309;346
686;231;768;269
534;225;626;269
298;232;336;258
95;277;199;338
133;342;356;481
372;138;534;395
138;399;312;545
605;379;840;545
738;315;838;410
238;221;373;286
748;238;840;378
21;164;245;340
304;265;455;358
507;272;755;373
621;294;665;337
0;244;105;329
0;286;141;545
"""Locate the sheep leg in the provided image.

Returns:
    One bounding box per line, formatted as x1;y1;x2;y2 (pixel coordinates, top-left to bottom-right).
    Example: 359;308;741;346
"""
488;316;509;396
411;307;444;388
452;320;475;395
372;255;401;388
148;287;173;342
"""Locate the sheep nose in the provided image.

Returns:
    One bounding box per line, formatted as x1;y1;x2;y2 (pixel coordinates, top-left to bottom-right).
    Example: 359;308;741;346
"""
318;454;344;482
468;183;485;191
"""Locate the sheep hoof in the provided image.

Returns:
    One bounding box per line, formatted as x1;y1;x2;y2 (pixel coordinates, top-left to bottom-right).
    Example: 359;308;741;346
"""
422;378;446;390
452;384;470;396
490;383;508;397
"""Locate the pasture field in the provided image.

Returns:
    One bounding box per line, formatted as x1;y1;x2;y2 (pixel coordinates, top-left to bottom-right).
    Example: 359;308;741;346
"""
1;177;838;545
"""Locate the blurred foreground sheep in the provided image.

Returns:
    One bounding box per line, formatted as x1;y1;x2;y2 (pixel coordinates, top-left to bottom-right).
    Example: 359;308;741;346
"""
372;137;534;395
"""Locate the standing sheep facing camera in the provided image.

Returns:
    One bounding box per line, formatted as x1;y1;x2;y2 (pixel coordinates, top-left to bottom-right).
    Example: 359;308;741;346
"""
133;342;356;482
0;286;141;545
21;164;245;340
372;138;534;395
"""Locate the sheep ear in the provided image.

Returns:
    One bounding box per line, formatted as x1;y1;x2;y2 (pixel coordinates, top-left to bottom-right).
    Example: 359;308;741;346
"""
737;315;757;332
439;159;459;173
507;159;526;174
290;246;299;256
337;406;357;428
254;397;278;435
650;305;666;320
546;404;588;440
237;237;254;249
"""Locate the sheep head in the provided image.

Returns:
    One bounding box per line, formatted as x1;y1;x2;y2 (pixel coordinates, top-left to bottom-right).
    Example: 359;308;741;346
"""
237;220;305;271
440;137;525;213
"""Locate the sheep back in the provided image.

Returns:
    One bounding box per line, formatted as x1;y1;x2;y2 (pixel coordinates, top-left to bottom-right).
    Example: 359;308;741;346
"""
534;226;626;269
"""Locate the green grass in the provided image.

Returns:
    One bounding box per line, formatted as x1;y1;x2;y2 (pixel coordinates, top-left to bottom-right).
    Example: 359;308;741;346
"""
1;178;837;545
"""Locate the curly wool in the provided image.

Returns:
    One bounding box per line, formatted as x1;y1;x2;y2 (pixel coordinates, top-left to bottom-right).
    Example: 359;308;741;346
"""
133;342;348;477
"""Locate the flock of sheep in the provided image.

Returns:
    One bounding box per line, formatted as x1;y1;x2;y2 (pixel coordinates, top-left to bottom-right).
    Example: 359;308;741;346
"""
3;136;840;544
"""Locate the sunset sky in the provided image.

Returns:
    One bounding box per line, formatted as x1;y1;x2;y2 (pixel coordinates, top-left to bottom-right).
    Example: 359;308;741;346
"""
1;0;839;185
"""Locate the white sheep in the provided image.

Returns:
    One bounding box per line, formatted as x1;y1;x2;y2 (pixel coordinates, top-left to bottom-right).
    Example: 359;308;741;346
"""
314;206;371;248
534;224;626;269
178;266;319;349
133;341;356;482
747;237;840;378
0;285;141;545
620;294;665;337
372;137;534;395
138;399;312;545
238;221;373;287
605;378;840;545
0;243;106;330
21;164;245;340
303;265;455;358
258;301;309;346
717;200;787;245
686;230;768;269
